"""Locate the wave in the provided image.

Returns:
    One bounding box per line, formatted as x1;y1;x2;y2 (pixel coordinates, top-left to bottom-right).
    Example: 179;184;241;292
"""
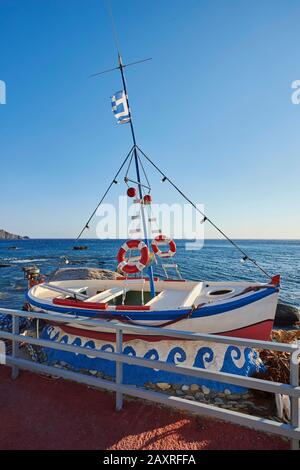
9;258;50;264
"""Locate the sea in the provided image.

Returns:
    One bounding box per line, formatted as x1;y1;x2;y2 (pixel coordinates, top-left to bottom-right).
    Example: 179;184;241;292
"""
0;239;299;310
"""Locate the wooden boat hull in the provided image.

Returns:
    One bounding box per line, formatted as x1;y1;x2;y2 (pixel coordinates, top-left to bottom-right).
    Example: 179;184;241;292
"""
27;278;279;341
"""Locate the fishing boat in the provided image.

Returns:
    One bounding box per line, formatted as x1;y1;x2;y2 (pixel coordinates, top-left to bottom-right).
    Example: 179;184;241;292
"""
27;275;279;341
26;45;280;342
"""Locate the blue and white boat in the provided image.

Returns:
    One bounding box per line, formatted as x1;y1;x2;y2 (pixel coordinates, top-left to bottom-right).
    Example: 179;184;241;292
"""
27;275;279;341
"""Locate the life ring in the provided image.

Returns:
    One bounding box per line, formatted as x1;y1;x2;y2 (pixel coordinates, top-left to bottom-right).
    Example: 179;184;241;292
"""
117;239;150;274
151;235;176;258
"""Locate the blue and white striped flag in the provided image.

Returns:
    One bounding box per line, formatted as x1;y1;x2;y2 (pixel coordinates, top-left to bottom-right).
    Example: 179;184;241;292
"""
111;90;131;124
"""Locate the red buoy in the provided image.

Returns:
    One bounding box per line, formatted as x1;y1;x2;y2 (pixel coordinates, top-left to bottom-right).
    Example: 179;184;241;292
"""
143;194;152;205
151;235;176;258
127;187;137;198
117;239;150;274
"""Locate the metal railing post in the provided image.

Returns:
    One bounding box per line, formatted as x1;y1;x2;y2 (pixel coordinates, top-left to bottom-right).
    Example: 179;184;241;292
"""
115;328;123;411
290;344;300;450
11;314;19;380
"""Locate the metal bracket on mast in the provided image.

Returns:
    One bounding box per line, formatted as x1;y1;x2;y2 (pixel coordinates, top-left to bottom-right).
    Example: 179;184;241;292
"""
90;57;152;77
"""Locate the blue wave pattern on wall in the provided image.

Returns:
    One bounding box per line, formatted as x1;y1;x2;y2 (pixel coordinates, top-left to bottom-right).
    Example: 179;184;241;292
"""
41;325;264;393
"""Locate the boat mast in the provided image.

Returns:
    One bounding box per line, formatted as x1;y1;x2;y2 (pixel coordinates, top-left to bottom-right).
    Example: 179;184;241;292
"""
74;3;275;283
118;54;156;298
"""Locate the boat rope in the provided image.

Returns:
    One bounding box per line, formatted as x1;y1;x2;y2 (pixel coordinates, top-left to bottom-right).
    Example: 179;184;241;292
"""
136;145;272;280
124;150;135;181
137;153;151;192
74;146;134;241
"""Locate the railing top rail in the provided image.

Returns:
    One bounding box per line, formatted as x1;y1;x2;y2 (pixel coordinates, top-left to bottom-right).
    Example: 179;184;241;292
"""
0;307;299;353
1;328;299;397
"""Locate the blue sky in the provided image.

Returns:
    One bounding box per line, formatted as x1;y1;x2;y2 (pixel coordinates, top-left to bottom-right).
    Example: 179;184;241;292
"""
0;0;299;239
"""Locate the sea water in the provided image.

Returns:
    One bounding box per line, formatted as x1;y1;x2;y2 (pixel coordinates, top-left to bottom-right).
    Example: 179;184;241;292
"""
0;238;299;309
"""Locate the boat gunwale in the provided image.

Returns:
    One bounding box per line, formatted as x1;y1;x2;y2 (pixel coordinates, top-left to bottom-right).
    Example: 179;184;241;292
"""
26;286;278;321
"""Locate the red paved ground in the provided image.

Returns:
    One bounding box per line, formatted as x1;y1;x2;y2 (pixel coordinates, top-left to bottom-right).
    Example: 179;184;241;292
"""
0;366;288;450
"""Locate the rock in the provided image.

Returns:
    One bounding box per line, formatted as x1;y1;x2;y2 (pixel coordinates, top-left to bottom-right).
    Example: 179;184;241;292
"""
202;385;210;395
89;370;98;375
190;384;200;392
175;390;184;397
181;385;190;392
258;405;270;411
214;398;224;405
185;395;196;401
146;382;156;390
228;394;241;400
224;389;231;395
49;267;119;281
250;404;265;412
195;392;204;400
156;382;171;391
217;392;225;398
0;229;29;240
227;401;239;407
172;384;182;391
241;401;256;408
274;303;300;327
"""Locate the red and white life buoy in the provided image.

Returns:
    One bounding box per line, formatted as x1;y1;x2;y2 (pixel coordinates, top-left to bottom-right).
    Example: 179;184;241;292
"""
117;239;150;274
151;235;176;258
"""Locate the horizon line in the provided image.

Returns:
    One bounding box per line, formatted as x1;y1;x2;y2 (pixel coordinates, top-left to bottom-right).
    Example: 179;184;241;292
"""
1;238;300;241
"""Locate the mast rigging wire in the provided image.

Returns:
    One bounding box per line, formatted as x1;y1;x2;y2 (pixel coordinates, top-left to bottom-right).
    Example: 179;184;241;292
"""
75;2;272;280
136;145;272;279
74;146;134;241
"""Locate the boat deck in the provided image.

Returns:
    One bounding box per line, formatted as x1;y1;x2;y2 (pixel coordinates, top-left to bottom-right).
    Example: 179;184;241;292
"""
0;366;288;450
30;278;255;311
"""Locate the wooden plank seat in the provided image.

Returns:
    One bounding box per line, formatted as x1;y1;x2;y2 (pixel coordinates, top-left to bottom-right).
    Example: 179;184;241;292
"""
39;283;88;300
85;287;125;303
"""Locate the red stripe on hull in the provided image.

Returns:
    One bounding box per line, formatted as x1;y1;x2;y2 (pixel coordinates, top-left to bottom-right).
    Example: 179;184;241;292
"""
219;320;273;341
58;319;274;343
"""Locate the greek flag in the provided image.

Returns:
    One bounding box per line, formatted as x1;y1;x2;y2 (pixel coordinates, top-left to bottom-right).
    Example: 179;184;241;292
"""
111;90;131;124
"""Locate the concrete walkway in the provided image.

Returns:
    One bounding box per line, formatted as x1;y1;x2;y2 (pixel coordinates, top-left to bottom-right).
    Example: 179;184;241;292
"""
0;366;288;450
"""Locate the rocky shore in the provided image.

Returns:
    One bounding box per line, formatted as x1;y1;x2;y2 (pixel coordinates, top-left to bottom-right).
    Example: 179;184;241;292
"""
0;229;29;240
275;303;300;327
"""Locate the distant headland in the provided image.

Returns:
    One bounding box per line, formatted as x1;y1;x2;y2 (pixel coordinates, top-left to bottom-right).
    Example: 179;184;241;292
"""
0;229;29;240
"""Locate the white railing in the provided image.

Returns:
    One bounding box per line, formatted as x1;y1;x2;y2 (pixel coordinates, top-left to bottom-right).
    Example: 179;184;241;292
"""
0;307;299;450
